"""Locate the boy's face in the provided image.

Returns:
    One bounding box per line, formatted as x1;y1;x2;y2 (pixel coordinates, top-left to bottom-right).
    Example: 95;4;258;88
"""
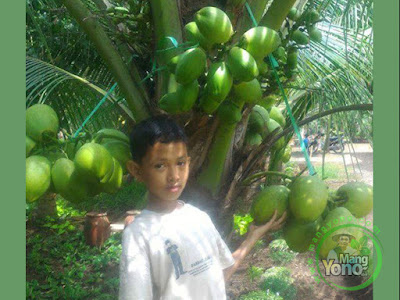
127;142;190;204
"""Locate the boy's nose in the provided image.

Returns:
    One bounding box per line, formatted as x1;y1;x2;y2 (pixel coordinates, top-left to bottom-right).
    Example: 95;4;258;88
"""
167;167;180;183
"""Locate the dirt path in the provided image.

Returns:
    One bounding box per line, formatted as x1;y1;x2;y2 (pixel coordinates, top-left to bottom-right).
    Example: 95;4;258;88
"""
291;142;373;187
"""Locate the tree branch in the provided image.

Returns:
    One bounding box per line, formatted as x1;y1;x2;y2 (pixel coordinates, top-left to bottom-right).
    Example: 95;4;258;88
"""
62;0;150;121
223;103;372;211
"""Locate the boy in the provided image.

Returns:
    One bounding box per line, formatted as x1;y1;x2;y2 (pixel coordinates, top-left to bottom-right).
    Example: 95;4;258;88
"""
119;115;286;299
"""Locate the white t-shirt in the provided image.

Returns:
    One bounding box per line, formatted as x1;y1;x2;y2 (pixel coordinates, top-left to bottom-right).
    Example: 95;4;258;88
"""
119;201;235;300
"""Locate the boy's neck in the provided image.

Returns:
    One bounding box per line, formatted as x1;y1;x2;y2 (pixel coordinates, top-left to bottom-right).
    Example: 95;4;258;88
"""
146;199;181;213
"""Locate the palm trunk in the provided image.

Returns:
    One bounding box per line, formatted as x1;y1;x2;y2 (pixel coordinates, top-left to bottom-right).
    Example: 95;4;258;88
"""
259;0;297;30
62;0;150;121
197;121;238;197
149;0;183;100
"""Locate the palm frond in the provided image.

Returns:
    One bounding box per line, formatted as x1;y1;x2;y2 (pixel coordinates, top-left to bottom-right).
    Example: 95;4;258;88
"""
26;56;134;135
280;0;373;143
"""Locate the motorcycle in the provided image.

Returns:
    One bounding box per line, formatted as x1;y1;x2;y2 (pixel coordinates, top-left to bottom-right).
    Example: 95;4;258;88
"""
320;136;345;153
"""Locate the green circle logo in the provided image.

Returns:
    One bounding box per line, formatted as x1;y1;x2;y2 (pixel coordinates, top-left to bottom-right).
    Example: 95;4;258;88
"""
314;224;383;291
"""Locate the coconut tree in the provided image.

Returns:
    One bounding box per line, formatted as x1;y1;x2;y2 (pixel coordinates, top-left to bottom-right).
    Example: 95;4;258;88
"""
27;0;373;230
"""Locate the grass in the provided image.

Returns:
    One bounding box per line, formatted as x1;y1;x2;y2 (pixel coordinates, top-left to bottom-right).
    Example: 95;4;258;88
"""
248;265;264;282
260;267;297;300
268;239;297;265
314;163;359;181
26;180;147;299
27;217;122;299
239;290;284;300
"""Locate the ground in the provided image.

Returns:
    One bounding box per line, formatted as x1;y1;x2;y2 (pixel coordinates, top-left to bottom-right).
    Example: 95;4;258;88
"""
226;143;374;300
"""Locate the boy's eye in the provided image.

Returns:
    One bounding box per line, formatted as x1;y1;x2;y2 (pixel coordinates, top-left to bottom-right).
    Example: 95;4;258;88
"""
154;164;164;169
177;161;186;166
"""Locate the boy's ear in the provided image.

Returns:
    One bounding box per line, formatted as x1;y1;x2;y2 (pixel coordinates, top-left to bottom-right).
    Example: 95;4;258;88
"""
126;160;143;182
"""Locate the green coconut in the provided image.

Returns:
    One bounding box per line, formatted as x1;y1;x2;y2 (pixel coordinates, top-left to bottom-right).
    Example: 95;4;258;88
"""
292;29;309;45
217;101;242;124
336;182;373;218
239;26;281;60
205;62;233;103
286;48;298;70
184;21;214;51
26;155;52;202
284;217;323;253
287;8;300;21
176;80;200;112
259;95;278;110
250;185;290;225
233;78;262;104
158;92;182;114
288;176;328;223
256;59;269;75
103;140;132;174
248;105;270;134
269;106;286;127
226;47;259;82
175;47;207;85
96;128;129;144
101;158;123;194
74;142;114;183
26;136;36;157
266;119;285;150
319;207;362;258
51;158;89;203
194;6;233;44
245;131;263;147
199;95;222;114
273;46;287;61
308;27;322;43
167;54;182;74
26;104;59;143
281;145;292;163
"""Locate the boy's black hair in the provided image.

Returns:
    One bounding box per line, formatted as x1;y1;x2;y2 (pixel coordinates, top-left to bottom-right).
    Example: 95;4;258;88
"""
129;114;187;163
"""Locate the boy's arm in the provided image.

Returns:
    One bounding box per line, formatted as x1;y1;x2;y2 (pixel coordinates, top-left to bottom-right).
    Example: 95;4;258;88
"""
119;228;153;299
223;210;287;283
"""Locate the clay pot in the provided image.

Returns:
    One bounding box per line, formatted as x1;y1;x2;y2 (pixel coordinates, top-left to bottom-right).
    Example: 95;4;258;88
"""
83;212;111;247
124;210;141;228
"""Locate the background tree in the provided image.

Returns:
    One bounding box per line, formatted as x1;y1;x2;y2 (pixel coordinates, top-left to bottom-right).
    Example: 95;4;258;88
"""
26;0;373;232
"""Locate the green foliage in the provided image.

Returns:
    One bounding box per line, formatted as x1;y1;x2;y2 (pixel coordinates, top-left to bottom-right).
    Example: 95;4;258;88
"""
239;289;283;300
314;163;358;181
26;219;122;299
268;239;297;265
72;179;147;217
248;265;264;282
260;267;297;300
233;213;254;236
253;240;267;253
270;229;284;240
26;180;147;299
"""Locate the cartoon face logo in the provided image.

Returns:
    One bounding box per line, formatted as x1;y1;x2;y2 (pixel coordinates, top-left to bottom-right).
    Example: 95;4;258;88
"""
332;233;355;251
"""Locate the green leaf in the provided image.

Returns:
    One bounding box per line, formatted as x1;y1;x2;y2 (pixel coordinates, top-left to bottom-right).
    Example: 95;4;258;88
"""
359;235;368;247
351;239;360;249
360;247;371;256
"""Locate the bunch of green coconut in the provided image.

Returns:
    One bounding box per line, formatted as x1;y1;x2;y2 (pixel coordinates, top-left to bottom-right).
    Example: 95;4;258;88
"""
157;6;323;153
250;176;373;257
271;7;324;80
158;6;283;123
26;104;132;204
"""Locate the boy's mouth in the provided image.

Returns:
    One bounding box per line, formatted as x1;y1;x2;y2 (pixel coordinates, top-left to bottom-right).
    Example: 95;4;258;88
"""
166;185;181;193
